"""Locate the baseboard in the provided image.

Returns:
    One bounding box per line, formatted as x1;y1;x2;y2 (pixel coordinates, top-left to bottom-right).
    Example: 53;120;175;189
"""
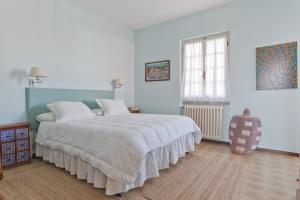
202;139;299;157
202;139;228;145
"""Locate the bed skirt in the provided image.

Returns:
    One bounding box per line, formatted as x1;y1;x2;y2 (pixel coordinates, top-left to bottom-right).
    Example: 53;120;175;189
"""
36;133;197;195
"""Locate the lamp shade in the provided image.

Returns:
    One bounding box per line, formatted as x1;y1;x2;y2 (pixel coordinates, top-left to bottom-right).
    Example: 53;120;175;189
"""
114;79;125;88
116;79;125;85
30;67;47;77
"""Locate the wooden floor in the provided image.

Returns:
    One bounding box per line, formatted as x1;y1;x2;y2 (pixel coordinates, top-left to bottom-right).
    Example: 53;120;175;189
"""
0;142;299;200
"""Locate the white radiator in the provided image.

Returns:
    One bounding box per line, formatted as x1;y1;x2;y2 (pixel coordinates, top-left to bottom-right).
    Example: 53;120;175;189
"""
184;105;224;139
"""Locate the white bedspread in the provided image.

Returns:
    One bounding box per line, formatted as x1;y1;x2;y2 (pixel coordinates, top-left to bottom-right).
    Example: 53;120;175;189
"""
36;114;202;184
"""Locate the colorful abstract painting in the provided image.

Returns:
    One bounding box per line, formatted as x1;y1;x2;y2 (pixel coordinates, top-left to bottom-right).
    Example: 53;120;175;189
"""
145;60;170;81
256;42;298;90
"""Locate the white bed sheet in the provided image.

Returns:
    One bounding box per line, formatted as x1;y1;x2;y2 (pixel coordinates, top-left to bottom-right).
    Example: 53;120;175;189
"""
36;114;202;194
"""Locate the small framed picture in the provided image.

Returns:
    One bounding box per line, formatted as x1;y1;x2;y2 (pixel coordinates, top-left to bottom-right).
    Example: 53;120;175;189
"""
145;60;170;82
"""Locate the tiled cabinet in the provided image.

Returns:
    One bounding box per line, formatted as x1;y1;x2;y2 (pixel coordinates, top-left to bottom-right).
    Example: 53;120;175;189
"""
0;123;31;169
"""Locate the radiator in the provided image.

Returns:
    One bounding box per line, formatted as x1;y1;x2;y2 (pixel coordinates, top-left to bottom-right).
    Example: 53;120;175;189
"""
184;105;224;139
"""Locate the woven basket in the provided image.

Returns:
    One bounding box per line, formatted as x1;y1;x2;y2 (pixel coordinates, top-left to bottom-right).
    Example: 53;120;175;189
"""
229;108;262;155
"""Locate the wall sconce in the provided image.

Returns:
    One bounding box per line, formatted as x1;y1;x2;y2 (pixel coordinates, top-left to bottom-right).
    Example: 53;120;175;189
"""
113;79;125;89
29;67;47;87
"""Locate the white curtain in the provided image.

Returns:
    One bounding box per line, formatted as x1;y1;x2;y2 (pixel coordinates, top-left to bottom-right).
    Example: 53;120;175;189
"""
181;33;230;103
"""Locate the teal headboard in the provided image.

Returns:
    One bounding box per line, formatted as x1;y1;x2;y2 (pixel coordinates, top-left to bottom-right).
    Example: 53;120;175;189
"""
25;88;115;130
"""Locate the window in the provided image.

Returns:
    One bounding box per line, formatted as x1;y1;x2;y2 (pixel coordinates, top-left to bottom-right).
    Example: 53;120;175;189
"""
181;32;230;103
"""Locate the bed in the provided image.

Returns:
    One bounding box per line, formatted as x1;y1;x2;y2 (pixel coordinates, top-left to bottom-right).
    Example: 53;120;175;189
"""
26;88;202;195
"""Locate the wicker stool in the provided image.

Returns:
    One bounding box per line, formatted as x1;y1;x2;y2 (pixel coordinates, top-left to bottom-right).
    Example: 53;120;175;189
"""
229;108;262;155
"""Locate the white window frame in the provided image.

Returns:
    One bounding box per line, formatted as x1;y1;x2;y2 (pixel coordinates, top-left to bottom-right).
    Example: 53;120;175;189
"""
180;32;230;104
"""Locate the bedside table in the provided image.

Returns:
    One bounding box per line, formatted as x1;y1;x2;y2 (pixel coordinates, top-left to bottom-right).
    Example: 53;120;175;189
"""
0;164;2;180
129;110;141;113
128;107;141;113
0;122;32;169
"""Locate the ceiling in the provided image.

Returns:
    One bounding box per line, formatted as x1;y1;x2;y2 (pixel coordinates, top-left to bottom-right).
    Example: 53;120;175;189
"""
78;0;238;30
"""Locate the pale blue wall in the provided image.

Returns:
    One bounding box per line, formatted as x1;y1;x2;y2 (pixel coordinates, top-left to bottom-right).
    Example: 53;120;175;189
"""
135;0;300;152
0;0;135;124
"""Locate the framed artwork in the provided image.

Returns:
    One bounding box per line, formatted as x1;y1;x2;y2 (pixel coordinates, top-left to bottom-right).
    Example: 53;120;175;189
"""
145;60;170;82
256;42;298;90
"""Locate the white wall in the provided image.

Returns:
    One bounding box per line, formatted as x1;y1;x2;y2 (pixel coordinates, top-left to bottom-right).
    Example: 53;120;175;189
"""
135;0;300;152
0;0;135;124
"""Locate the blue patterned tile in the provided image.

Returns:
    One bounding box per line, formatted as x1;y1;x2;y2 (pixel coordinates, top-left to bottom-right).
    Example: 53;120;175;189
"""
1;130;15;142
17;151;30;163
2;154;15;167
2;142;15;154
16;140;29;151
16;128;29;140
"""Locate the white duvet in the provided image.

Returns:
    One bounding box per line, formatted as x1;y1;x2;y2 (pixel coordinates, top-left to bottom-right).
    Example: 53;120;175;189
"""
36;114;202;184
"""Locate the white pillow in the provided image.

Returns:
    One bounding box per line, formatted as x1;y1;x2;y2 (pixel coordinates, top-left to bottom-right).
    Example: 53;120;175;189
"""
96;99;129;116
47;101;95;122
36;112;55;122
92;109;104;116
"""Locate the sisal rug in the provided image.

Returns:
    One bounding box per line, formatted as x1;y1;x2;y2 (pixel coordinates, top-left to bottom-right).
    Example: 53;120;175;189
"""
138;156;246;200
0;142;298;200
0;155;245;200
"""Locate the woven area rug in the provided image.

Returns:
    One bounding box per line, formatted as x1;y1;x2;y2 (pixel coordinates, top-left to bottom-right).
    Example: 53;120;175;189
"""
136;155;246;200
0;155;246;200
0;142;298;200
